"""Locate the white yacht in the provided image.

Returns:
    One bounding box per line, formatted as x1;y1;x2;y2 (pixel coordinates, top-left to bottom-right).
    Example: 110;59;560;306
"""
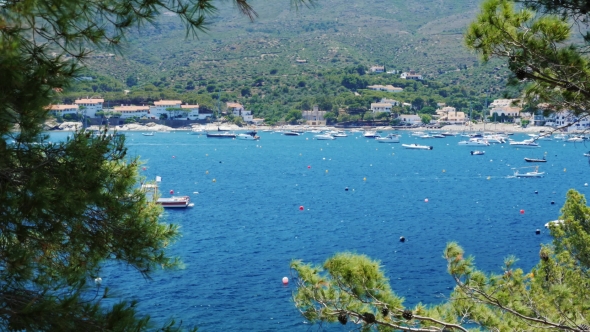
509;139;540;148
363;131;379;138
458;139;490;146
315;134;335;140
375;133;400;143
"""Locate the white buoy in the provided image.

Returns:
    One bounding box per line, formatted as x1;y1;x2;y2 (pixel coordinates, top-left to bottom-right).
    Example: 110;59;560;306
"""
282;277;289;285
94;277;102;285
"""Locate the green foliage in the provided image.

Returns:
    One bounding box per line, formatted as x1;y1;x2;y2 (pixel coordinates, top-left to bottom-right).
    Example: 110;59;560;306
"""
293;189;590;331
285;109;303;124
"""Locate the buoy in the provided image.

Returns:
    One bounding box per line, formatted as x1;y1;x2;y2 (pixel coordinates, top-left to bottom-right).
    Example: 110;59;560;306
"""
535;229;541;235
206;170;209;174
206;154;208;156
564;168;567;172
307;165;311;169
585;183;588;187
535;191;538;194
520;209;525;214
399;236;405;242
299;206;304;211
169;190;174;194
282;277;289;285
212;179;216;183
363;177;366;181
487;176;491;180
325;170;328;173
551;201;555;205
142;167;146;171
172;156;175;158
94;277;102;285
345;187;349;191
424;198;429;203
442;169;446;173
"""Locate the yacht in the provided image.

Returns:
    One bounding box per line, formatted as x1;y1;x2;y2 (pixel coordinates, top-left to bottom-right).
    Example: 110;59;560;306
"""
402;143;433;150
375;133;400;143
237;132;260;140
509;139;540;148
315;134;335;140
363;131;379;138
458;139;490;146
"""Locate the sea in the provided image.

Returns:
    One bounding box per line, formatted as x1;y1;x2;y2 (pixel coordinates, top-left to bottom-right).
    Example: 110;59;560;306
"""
48;130;590;331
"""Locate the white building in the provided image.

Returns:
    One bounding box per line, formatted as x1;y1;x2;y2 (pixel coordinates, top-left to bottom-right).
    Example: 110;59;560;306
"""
112;105;150;119
149;100;203;120
49;104;79;117
367;85;403;93
380;98;400;106
400;71;423;80
399;114;422;125
302;105;326;126
369;66;384;73
371;103;392;113
544;111;590;131
488;99;522;118
74;98;104;118
227;102;253;122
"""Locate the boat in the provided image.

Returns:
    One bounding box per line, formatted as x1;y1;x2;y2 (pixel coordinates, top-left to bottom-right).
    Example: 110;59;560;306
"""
363;131;379;138
141;180;194;208
142;132;154;136
237;132;260;140
512;166;545;178
315;134;335;140
283;131;301;136
458;139;490;146
545;220;564;228
584;151;590;157
470;150;485;155
375;133;400;143
332;131;348;137
207;132;236;138
524;157;546;162
509;139;540;148
402;143;433;150
419;134;434;139
432;134;445;138
566;136;585;143
441;132;456;136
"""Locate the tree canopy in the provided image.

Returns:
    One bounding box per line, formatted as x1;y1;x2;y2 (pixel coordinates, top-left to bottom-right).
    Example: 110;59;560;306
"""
465;0;590;120
0;0;313;329
291;189;590;331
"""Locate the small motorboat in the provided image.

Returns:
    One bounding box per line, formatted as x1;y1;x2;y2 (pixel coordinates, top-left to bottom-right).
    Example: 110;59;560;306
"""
584;151;590;157
237;133;260;140
283;131;301;136
375;133;400;143
142;132;155;136
470;150;485;155
509;139;540;148
363;131;379;138
314;134;335;140
512;166;544;178
402;143;433;150
524;157;546;162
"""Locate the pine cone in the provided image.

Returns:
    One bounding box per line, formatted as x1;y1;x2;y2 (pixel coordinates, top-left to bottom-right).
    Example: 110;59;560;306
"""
381;307;389;317
402;309;413;320
362;312;376;324
337;313;347;325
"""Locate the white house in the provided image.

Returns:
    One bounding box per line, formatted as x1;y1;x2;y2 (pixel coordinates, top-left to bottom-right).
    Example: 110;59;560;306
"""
369;66;384;73
74;98;103;118
49;104;79;117
380;98;400;106
302;105;326;126
367;85;403;93
400;71;423;80
227;102;253;122
149;100;181;119
544;111;590;131
371;103;392;113
180;104;207;120
112;105;150;119
399;114;422;125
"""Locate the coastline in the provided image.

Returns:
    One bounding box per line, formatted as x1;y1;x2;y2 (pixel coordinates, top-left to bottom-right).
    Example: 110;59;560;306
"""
49;121;557;134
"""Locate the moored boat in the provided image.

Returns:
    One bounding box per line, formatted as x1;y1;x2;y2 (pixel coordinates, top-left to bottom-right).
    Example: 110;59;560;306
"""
375;133;400;143
237;132;260;140
402;143;433;150
283;131;301;136
315;134;335;140
207;132;236;138
524;157;546;162
509;139;540;148
470;150;485;155
512;166;544;178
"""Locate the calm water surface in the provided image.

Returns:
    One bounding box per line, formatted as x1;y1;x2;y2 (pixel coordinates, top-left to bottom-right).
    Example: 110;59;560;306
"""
50;130;590;331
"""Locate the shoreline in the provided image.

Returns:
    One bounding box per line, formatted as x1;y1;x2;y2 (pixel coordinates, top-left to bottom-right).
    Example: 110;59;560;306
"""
49;121;562;134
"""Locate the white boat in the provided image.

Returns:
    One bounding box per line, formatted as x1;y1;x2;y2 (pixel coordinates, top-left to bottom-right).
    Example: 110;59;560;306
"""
512;166;544;178
283;131;301;136
142;132;154;136
432;134;445;138
458;139;490;146
315;134;335;140
419;134;434;139
566;136;584;143
509;139;540;148
141;181;194;208
402;143;433;150
237;133;260;140
470;150;485;155
332;131;348;137
545;220;564;228
364;131;379;138
584;151;590;157
411;131;425;137
375;133;400;143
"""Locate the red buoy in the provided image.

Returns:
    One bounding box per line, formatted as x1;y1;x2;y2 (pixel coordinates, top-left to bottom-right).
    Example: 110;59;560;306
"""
520;209;525;214
307;165;311;169
282;277;289;285
299;206;304;211
170;190;174;194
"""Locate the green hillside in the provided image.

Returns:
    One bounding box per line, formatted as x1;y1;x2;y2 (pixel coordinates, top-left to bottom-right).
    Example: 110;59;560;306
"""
64;0;518;123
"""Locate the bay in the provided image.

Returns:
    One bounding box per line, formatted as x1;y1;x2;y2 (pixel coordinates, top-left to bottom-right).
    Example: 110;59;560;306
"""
49;130;589;331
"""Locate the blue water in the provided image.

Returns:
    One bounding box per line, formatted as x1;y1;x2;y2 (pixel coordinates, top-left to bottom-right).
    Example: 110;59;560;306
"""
49;131;590;330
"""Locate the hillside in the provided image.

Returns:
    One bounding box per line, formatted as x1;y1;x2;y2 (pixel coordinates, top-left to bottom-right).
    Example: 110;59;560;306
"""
66;0;517;122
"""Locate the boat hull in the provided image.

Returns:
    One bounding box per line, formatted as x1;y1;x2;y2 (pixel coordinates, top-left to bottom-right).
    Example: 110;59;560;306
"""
402;144;433;150
157;196;192;208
